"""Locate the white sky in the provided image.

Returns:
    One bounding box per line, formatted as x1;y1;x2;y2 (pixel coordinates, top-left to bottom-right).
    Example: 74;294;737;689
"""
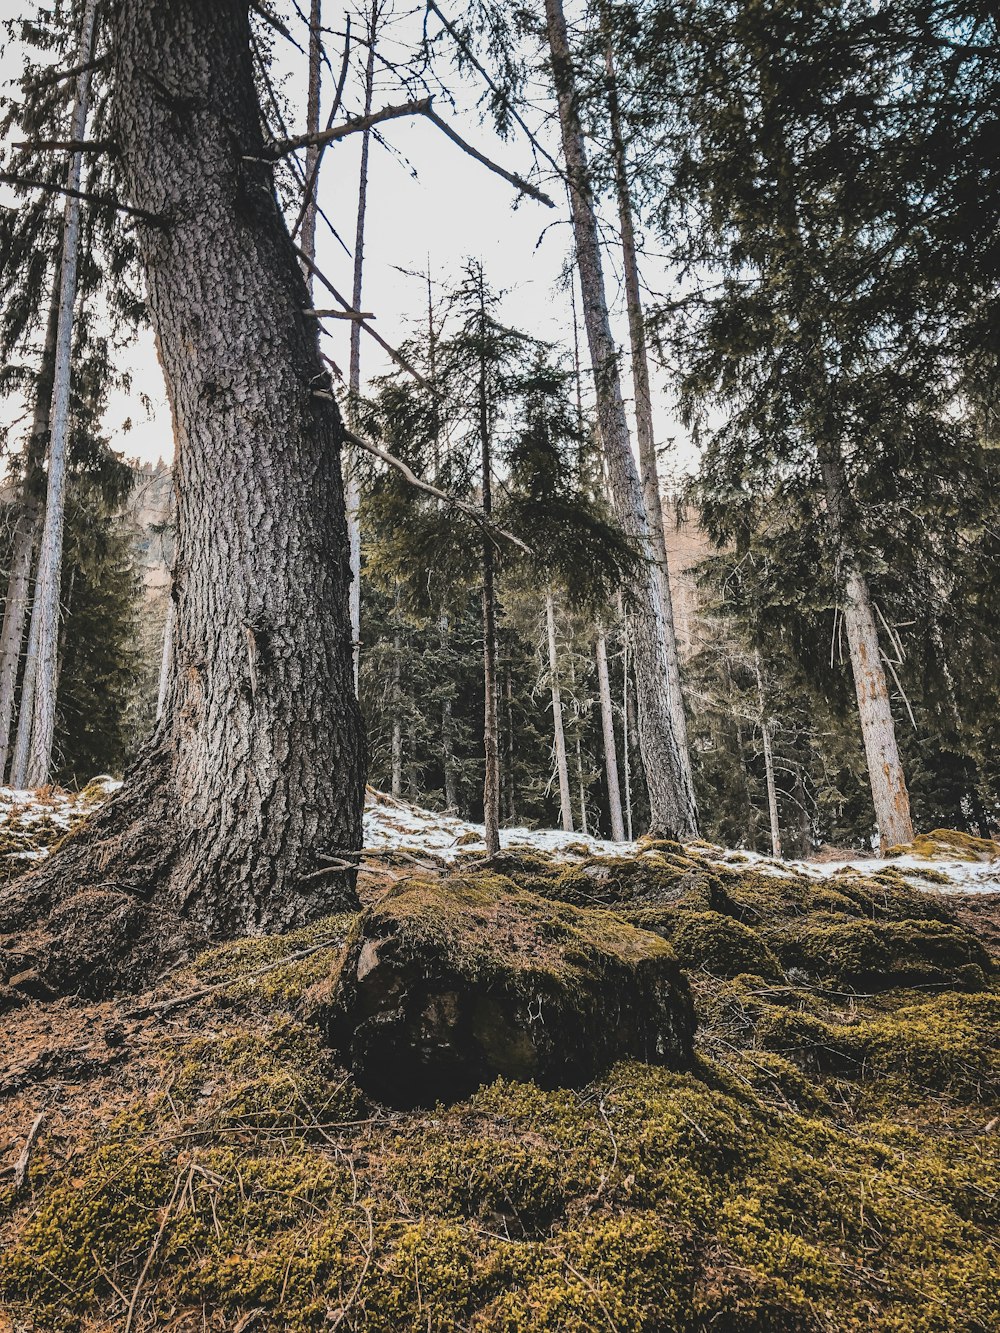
0;0;695;480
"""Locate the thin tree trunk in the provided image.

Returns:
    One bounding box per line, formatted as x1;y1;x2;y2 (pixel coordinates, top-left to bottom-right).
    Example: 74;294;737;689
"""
545;589;573;832
391;590;403;799
345;1;379;689
439;611;458;811
596;626;625;841
299;0;322;274
820;441;913;851
754;653;782;858
1;0;364;997
543;0;696;839
23;0;99;787
567;649;588;835
479;276;500;857
621;618;634;842
604;37;694;802
503;662;517;825
0;280;61;779
9;607;40;789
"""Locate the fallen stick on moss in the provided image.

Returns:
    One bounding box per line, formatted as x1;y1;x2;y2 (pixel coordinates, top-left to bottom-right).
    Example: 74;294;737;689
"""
10;1111;44;1193
123;1164;190;1333
128;937;345;1019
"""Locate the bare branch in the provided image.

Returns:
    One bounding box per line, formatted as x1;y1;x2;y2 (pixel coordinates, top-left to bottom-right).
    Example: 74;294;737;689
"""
12;138;115;154
294;243;432;388
424;108;554;207
262;97;432;158
10;1113;44;1194
0;172;165;225
305;308;375;320
427;0;564;178
21;55;108;91
343;426;532;554
290;13;353;243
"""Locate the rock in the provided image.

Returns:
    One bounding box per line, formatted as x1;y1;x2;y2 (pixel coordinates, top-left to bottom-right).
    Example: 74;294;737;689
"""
315;872;695;1108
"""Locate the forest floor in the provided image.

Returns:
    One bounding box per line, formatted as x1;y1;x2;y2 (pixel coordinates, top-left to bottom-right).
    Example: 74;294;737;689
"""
0;785;998;1330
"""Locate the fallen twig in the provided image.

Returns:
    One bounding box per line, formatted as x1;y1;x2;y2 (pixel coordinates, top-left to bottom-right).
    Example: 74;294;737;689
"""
11;1112;44;1193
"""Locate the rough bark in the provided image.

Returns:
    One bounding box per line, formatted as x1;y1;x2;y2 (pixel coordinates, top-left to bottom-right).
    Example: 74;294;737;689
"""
0;0;364;997
544;0;696;839
545;589;573;832
23;0;99;787
754;654;782;858
604;37;695;805
820;442;913;851
596;626;626;842
0;281;60;779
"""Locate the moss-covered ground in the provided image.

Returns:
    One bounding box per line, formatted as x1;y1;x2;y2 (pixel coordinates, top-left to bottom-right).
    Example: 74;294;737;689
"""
1;838;997;1331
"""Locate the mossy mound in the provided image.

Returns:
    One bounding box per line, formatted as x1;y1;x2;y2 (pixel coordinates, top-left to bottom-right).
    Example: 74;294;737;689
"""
316;873;695;1107
1;849;999;1332
888;827;1000;861
769;915;989;989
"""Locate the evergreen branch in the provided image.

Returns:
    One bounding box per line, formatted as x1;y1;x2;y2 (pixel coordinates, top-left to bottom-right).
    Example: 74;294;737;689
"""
426;0;564;178
261;98;432;158
342;426;532;554
21;55;108;91
0;172;164;225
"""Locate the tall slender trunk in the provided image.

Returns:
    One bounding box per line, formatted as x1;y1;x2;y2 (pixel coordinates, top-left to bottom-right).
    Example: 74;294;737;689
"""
0;279;61;779
604;37;694;801
23;0;99;787
391;588;403;799
596;626;625;841
621;618;634;841
439;611;458;811
543;0;696;839
299;0;322;274
567;650;588;835
545;589;573;832
479;281;500;857
503;663;517;825
820;441;913;850
10;608;40;789
754;653;782;858
1;0;364;996
345;2;379;689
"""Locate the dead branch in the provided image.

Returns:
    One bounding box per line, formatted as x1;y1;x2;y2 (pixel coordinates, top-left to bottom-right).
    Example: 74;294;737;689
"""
263;97;432;158
11;1112;44;1193
294;244;432;388
423;108;554;208
21;55;108;91
427;0;564;178
127;937;345;1019
305;308;375;320
343;426;532;554
0;172;164;225
13;138;115;154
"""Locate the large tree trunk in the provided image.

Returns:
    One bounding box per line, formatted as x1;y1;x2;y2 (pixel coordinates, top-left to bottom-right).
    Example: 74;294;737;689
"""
545;590;573;832
596;626;626;841
0;281;61;779
820;442;913;851
544;0;696;839
604;38;695;805
22;0;99;787
0;0;364;998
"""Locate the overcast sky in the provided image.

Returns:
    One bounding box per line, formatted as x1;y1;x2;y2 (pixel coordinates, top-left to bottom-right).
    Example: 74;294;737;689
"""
0;0;695;480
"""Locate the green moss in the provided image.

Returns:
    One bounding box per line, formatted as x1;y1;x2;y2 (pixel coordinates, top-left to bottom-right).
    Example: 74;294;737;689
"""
771;916;988;989
665;910;783;978
3;851;998;1333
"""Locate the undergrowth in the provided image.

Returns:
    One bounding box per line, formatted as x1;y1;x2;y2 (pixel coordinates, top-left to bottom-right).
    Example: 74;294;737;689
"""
1;840;998;1331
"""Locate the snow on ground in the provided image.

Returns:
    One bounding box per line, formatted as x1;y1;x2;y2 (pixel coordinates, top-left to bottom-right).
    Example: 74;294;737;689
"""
363;788;1000;895
1;780;997;894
